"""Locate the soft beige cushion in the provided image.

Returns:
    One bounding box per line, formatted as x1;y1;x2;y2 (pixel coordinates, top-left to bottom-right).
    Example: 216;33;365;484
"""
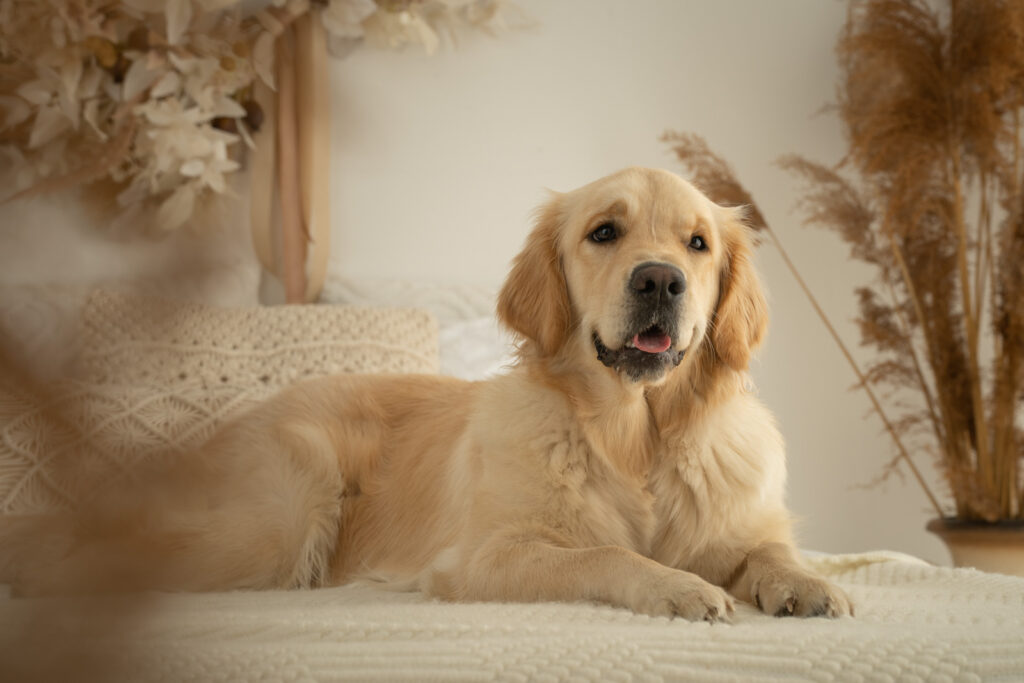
77;290;439;386
0;290;439;514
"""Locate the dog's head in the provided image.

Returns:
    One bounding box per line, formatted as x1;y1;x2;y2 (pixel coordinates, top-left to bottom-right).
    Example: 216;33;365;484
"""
498;167;766;384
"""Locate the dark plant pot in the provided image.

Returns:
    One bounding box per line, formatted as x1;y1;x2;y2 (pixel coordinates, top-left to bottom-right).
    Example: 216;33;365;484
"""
927;518;1024;577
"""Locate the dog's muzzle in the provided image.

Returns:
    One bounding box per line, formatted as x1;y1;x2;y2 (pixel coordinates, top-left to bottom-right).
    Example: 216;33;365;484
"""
593;261;688;381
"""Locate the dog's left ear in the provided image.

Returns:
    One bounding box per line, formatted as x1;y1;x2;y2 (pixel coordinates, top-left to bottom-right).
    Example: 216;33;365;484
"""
497;194;572;357
711;207;768;371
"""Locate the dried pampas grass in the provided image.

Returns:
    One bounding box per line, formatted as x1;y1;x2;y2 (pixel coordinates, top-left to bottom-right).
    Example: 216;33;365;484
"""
669;0;1024;522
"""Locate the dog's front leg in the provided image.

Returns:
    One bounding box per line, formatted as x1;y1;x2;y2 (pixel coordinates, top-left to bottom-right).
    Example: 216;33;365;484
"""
463;534;734;622
728;542;853;618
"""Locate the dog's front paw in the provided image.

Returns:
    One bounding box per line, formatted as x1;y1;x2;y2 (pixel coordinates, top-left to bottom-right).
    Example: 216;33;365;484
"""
633;571;735;622
751;571;853;618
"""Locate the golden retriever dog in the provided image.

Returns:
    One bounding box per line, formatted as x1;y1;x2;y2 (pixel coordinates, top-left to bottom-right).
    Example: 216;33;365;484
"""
2;167;851;621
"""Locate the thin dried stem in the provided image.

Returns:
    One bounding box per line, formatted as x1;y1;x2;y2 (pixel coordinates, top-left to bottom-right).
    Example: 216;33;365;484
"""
880;275;947;455
974;174;991;339
876;209;970;494
763;225;945;517
949;152;992;500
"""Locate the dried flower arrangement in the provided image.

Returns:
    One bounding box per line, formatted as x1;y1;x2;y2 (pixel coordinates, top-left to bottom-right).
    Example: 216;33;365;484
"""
666;0;1024;523
0;0;518;231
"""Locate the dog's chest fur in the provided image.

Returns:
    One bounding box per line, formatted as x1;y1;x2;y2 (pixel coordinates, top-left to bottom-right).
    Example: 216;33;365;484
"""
463;370;787;589
646;393;789;582
544;418;658;555
541;388;787;583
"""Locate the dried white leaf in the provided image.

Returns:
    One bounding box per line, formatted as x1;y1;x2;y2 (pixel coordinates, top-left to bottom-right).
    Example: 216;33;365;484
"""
237;119;256;149
210;138;230;160
204;168;231;193
82;99;108;140
252;31;276;90
57;90;80;129
206;174;229;195
326;34;363;58
191;87;214;113
256;10;285;35
123;59;164;101
411;15;441;55
102;76;121;102
258;0;308;28
60;58;83;102
28;105;71;149
150;71;182;99
16;80;53;106
139;100;175;126
78;66;104;99
180;158;205;177
165;0;193;45
212;96;245;118
167;52;196;74
157;184;196;231
322;0;376;39
0;95;32;128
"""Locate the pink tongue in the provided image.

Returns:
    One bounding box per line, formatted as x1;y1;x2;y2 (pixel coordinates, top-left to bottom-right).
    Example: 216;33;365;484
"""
633;331;672;354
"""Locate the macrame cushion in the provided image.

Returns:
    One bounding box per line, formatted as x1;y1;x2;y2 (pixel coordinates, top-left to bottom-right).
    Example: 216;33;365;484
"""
76;290;439;386
0;290;439;515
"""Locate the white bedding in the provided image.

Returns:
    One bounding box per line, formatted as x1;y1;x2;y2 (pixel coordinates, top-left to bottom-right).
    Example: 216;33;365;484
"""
3;551;1023;681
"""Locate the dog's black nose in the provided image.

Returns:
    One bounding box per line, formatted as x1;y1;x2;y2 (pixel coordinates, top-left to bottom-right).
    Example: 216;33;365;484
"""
629;262;685;300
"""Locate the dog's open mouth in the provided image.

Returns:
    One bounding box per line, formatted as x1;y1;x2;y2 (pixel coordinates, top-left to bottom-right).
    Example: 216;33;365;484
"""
627;326;673;354
594;325;685;381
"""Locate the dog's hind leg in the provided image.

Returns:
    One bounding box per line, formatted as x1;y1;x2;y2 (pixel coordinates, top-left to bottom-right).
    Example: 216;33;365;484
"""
1;414;345;596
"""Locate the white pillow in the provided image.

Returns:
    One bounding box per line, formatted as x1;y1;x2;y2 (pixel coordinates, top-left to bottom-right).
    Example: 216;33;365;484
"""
321;274;517;380
439;317;517;380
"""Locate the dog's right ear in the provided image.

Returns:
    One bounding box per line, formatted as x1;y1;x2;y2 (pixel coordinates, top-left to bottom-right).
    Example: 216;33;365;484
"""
497;194;572;357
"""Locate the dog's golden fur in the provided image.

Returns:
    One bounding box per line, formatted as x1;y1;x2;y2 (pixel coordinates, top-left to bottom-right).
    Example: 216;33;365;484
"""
2;167;851;620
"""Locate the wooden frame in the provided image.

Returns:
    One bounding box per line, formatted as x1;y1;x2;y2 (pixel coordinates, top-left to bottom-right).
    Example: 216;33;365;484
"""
250;8;331;304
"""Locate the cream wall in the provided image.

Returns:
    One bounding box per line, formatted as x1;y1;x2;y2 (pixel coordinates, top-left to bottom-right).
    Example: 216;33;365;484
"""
328;0;950;564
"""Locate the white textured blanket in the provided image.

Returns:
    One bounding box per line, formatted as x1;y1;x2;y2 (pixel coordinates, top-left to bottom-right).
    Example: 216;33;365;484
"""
3;552;1023;682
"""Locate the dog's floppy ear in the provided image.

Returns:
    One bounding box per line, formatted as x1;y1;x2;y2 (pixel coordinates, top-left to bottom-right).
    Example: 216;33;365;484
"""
711;208;768;371
497;194;572;357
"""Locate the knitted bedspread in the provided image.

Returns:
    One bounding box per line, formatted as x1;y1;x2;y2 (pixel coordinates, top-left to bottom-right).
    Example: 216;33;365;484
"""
3;551;1023;681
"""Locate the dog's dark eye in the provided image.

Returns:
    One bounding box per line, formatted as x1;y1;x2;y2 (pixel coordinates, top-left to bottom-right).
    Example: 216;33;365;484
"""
688;235;708;252
589;223;618;244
